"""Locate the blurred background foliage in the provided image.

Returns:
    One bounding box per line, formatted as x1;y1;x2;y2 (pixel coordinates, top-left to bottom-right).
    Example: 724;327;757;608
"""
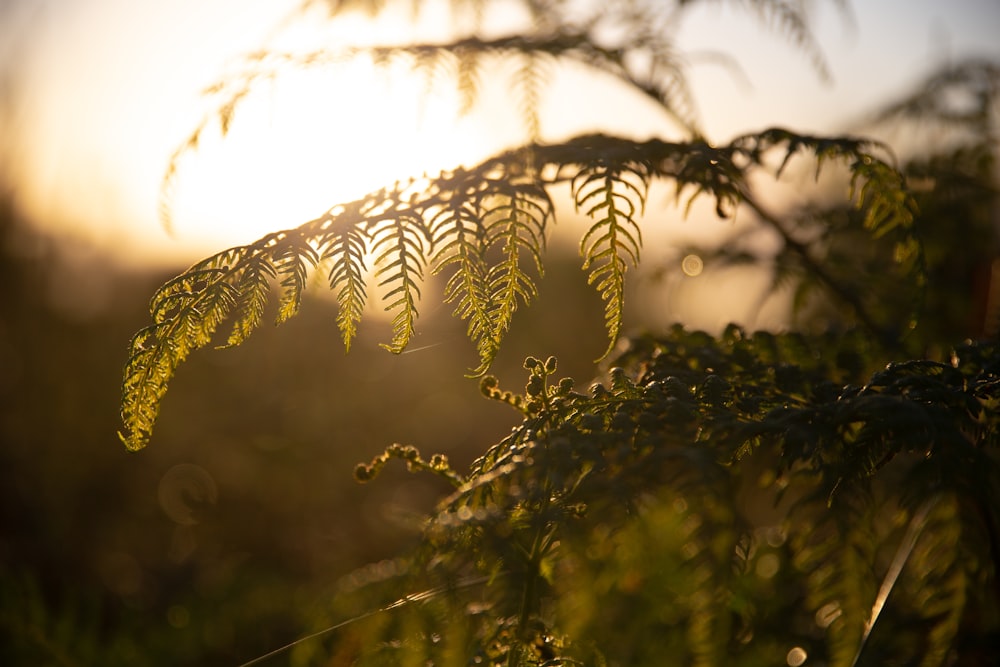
1;2;999;666
0;193;612;664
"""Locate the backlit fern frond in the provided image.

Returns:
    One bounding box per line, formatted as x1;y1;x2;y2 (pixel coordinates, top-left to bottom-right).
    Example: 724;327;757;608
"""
123;131;918;449
121;249;243;450
322;212;370;352
738;0;842;82
428;187;496;375
159;1;850;235
371;211;427;354
389;30;704;136
273;233;321;325
223;254;277;348
160;70;266;233
573;161;650;359
514;51;547;142
453;43;481;115
482;181;551;344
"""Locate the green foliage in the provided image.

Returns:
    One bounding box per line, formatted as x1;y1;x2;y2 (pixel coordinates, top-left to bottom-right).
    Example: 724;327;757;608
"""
120;131;918;450
291;331;998;667
684;58;999;349
113;1;998;665
573;161;649;358
123;0;872;449
0;574;147;667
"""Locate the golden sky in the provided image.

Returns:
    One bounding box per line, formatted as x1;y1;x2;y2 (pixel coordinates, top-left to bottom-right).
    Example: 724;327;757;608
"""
2;0;998;267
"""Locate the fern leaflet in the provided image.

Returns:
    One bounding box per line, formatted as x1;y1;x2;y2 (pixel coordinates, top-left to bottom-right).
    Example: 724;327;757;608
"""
322;215;370;352
371;211;427;354
122;131;918;449
573;163;649;359
223;254;277;348
429;192;496;375
120;249;246;450
907;496;966;667
483;181;551;343
272;232;320;325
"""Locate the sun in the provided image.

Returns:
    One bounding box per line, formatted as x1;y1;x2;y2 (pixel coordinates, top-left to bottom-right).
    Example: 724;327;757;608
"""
6;1;513;268
165;55;490;252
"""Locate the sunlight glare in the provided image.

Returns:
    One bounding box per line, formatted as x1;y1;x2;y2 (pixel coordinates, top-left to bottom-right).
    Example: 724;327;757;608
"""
167;56;488;250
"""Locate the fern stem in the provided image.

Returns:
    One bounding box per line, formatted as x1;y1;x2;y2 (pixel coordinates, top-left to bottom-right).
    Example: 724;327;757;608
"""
742;193;901;349
509;494;552;667
236;576;490;667
850;495;941;667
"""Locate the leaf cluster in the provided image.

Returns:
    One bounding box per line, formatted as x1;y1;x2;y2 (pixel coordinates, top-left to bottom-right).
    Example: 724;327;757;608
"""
312;328;999;666
121;130;918;450
682;57;997;348
186;0;846;157
113;5;999;665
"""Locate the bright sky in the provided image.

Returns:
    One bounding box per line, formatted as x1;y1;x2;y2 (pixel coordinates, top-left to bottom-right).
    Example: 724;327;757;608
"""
2;0;999;267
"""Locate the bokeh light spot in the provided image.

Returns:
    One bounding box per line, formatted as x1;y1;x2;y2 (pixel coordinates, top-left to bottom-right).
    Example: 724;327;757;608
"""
786;646;808;666
756;552;780;579
681;253;704;277
167;604;191;629
158;463;218;525
815;601;842;628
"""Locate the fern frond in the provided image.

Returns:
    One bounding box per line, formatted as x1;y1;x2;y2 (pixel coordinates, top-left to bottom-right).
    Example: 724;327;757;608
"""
737;129;916;241
371;212;427;354
665;139;746;217
273;233;321;325
739;0;835;82
223;255;277;348
333;32;702;137
121;249;247;450
158;131;198;236
159;78;256;233
730;128;923;339
872;57;1000;132
905;495;965;667
429;195;496;375
119;325;179;451
573;163;649;359
322;217;370;352
483;181;551;343
515;51;547;142
453;44;481;115
126;130;917;448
